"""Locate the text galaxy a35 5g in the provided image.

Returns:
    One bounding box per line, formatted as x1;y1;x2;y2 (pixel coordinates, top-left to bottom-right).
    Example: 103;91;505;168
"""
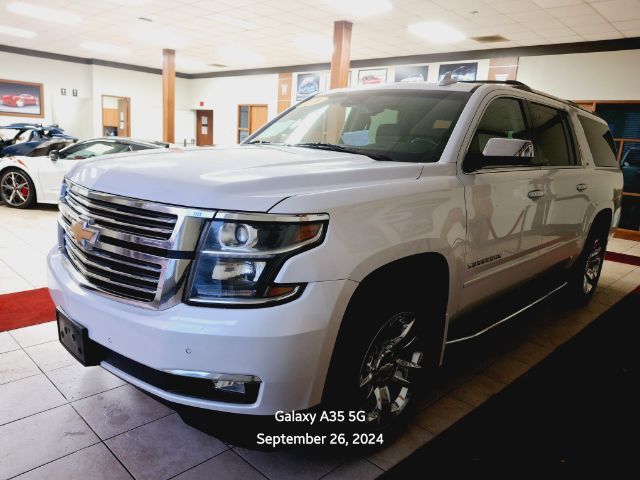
47;80;623;434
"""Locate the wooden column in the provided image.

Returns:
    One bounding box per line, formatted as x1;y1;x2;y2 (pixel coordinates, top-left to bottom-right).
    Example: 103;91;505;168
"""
330;21;352;89
162;48;175;143
277;72;292;113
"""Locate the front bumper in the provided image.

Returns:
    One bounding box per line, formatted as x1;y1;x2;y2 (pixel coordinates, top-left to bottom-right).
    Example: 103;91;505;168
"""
47;247;356;415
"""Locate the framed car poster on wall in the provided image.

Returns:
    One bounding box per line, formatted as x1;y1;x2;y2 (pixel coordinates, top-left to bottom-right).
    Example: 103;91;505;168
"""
0;79;44;117
296;73;321;101
394;66;429;83
438;63;478;82
358;68;387;86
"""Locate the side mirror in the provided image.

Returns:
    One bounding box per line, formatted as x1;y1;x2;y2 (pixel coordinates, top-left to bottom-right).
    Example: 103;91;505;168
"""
49;150;60;161
483;138;534;158
464;138;534;173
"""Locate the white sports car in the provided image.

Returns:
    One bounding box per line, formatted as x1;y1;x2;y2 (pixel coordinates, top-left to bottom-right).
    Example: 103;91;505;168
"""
0;137;168;208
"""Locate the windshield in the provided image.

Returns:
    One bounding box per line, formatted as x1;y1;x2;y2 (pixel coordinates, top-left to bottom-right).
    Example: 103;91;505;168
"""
60;141;130;160
247;89;470;163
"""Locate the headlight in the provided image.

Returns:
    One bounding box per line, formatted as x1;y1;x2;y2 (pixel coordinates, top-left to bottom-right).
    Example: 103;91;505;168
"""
186;211;328;306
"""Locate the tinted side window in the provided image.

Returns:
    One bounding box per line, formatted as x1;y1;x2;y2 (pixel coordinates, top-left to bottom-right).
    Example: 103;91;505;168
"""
528;103;575;167
467;97;529;158
578;115;619;167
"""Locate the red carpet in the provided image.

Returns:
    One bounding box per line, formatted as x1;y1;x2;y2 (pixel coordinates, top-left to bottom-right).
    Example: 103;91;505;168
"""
605;251;640;267
0;251;638;333
0;288;56;332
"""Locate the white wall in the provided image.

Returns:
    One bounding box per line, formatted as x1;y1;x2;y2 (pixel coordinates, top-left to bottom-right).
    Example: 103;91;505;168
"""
189;74;279;146
0;51;93;139
2;48;640;147
517;49;640;100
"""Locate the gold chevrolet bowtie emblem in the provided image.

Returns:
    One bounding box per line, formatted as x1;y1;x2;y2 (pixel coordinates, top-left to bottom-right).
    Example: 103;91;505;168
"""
70;219;99;249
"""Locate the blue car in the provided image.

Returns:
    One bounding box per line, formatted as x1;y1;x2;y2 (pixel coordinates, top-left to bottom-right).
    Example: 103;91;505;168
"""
0;123;77;157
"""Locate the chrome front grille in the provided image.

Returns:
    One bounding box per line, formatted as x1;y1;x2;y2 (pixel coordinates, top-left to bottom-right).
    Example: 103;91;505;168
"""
65;187;178;240
58;181;214;309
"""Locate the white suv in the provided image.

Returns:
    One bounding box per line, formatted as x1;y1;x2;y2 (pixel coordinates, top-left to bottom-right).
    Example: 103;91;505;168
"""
48;80;623;431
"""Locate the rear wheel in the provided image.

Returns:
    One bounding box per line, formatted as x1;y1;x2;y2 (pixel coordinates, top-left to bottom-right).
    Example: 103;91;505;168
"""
566;224;608;304
0;169;36;208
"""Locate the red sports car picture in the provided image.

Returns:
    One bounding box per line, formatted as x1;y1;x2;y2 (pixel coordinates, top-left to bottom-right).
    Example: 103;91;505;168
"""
1;94;39;108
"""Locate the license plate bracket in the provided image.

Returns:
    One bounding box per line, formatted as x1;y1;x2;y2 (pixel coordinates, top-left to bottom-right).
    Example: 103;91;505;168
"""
57;309;101;366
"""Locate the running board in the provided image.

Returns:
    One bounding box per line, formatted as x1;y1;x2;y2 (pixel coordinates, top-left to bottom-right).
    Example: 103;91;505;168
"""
446;280;567;345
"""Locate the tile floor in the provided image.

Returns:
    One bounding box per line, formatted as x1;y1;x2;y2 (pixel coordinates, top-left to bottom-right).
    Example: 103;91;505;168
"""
1;204;639;480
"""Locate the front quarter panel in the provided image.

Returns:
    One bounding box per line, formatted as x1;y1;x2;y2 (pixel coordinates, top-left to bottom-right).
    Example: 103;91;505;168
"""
270;163;466;317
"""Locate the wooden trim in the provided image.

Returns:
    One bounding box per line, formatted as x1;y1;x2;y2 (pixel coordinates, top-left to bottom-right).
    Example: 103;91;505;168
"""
622;192;640;198
614;229;640;240
162;49;175;144
0;78;44;118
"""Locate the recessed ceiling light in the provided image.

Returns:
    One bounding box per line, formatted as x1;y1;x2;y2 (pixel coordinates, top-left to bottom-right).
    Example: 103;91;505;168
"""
208;14;256;29
129;24;188;49
408;22;466;44
6;2;82;26
216;46;265;66
81;41;131;57
325;0;393;17
293;34;333;57
0;24;36;38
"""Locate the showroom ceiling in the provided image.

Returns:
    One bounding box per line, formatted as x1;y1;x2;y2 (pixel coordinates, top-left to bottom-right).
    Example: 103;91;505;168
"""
0;0;639;73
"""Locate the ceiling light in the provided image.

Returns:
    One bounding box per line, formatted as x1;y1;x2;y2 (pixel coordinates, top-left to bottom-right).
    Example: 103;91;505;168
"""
216;46;265;66
6;2;82;26
408;22;466;44
81;41;131;57
208;14;256;29
129;24;188;49
325;0;393;17
0;25;36;38
293;34;333;57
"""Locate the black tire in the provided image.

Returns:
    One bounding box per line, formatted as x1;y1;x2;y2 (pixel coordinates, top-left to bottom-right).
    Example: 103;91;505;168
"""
322;279;435;436
0;168;36;209
566;223;608;305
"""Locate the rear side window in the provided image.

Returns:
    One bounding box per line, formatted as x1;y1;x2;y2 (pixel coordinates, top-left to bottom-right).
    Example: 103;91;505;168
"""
578;115;619;167
528;102;576;167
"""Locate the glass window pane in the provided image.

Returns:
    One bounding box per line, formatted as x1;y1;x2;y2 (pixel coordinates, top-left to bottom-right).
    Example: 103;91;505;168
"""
621;142;640;194
239;107;249;129
619;195;640;231
595;103;640;139
528;103;573;167
578;115;618;168
468;97;528;156
239;130;249;142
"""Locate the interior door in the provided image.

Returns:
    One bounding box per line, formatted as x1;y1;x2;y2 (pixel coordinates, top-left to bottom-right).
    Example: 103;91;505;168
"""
195;110;213;146
459;96;546;310
117;98;130;137
249;105;268;134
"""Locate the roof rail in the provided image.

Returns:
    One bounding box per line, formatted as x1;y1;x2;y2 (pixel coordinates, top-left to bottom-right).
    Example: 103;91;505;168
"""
457;80;532;92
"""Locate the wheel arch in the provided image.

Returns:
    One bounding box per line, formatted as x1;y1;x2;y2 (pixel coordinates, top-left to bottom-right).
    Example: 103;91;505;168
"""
341;252;450;368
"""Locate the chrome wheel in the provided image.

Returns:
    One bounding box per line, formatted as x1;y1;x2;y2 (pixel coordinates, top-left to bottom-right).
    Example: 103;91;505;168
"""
358;312;423;426
583;238;603;294
1;171;31;207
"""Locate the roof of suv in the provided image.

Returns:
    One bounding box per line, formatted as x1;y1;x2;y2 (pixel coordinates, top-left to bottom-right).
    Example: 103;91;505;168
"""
335;80;590;113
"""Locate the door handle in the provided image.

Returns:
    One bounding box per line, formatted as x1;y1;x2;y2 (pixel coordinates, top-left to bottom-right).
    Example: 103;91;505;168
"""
576;183;588;192
527;189;545;200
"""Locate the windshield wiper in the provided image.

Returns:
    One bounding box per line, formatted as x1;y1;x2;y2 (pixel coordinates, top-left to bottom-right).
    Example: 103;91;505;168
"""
245;139;271;144
290;142;394;162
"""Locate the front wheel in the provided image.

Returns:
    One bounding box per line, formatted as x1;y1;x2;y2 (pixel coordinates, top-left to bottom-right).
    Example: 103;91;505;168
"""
566;226;607;304
0;169;36;208
323;287;431;434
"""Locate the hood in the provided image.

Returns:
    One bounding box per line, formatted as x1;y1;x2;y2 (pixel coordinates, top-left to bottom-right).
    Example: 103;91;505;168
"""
66;145;422;211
